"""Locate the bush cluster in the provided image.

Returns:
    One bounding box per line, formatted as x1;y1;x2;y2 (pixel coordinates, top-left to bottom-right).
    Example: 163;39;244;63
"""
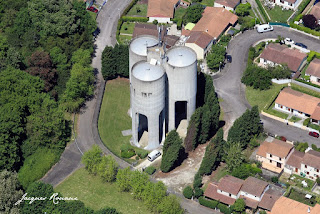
120;144;136;158
231;163;262;179
307;51;320;62
183;186;194;199
199;197;233;214
289;23;320;37
121;16;148;22
145;166;156;175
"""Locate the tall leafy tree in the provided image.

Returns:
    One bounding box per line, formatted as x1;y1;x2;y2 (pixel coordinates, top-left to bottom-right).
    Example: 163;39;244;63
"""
97;155;118;182
141;181;167;212
207;45;226;71
0;170;23;214
223;142;245;171
157;195;184;214
160;130;185;172
183;4;204;24
26;50;58;92
82;145;103;175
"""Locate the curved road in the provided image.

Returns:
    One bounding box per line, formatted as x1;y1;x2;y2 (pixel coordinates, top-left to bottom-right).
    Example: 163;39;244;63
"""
214;26;320;145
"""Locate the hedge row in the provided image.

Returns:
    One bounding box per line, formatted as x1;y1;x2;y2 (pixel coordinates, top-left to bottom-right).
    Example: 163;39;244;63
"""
289;23;320;37
297;0;312;15
121;16;148;22
198;197;231;214
295;79;320;90
255;0;269;23
307;51;320;62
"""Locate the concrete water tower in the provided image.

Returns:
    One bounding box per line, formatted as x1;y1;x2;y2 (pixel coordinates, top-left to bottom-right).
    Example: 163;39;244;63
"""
163;46;197;131
131;61;166;150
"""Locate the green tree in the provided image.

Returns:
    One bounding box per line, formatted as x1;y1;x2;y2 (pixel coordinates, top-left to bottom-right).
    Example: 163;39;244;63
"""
129;171;149;200
158;195;184;214
94;207;121;214
183;4;204;24
242;65;272;90
160;130;185;172
268;64;291;80
0;170;23;214
82;145;103;174
101;46;117;80
61;62;94;112
183;186;194;199
141;181;167;212
116;167;132;192
207;45;226;71
224;142;245;172
235;3;251;16
97;155;118;182
231;198;246;213
198;129;224;175
71;48;92;66
227;106;262;147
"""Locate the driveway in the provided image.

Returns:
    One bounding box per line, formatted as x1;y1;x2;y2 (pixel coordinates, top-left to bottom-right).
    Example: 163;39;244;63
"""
214;26;320;145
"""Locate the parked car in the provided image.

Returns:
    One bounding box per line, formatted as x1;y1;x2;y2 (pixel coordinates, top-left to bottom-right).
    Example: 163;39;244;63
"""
280;136;287;142
309;131;319;138
147;150;161;162
295;42;308;49
284;38;294;45
226;54;232;63
87;6;98;13
256;24;273;33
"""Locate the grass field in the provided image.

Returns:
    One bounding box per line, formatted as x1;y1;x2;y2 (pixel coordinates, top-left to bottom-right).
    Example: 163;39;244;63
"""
287;188;316;206
201;0;214;6
291;84;320;98
265;5;293;23
127;4;148;17
98;78;131;157
120;22;135;35
174;7;187;19
119;35;132;44
289;116;301;123
55;168;151;213
245;83;287;111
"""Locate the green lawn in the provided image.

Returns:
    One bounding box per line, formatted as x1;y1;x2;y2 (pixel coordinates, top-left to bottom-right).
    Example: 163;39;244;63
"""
287;188;317;206
245;83;287;111
291;84;320;99
55;168;151;213
290;174;315;191
119;35;132;45
309;123;320;132
98;79;131;157
201;0;214;6
289;116;301;123
174;7;187;19
120;22;135;35
127;4;148;17
265;5;293;23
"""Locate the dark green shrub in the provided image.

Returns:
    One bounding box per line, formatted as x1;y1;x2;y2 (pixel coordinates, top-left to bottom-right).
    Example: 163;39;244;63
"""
152;20;158;25
271;176;279;183
183;186;194;199
198;196;219;209
120;144;136;158
177;19;182;30
145;166;156;175
121;16;148;22
217;203;231;214
135;149;148;159
193;172;202;189
255;0;269;22
194;187;204;198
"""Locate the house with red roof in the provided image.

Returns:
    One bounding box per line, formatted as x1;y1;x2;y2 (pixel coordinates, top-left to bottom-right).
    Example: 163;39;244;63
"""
274;0;303;10
305;58;320;86
147;0;180;23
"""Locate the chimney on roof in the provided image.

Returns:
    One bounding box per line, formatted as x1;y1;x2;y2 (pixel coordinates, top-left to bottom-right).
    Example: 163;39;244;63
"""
308;207;311;213
206;29;208;32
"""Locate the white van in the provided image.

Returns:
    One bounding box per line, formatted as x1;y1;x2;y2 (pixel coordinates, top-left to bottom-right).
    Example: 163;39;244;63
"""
256;24;273;33
147;150;161;162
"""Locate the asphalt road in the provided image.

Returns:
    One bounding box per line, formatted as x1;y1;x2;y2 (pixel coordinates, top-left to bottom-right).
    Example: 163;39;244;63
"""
214;26;320;145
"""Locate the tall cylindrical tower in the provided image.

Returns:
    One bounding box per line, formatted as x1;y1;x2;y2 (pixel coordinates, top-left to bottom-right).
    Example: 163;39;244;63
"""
129;36;159;82
131;61;166;150
163;46;197;131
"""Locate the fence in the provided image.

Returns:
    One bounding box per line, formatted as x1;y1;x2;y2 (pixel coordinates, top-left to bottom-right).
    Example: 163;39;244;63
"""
269;22;290;27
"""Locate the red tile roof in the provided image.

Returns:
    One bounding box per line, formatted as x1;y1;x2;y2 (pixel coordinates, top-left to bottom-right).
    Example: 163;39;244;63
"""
257;139;293;159
217;175;244;195
240;195;259;209
306;58;320;78
147;0;178;18
311;3;320;20
186;31;213;49
286;150;305;169
270;196;320;214
259;188;282;211
275;88;320;120
260;43;307;72
133;23;166;39
302;150;320;170
215;0;240;8
204;183;236;205
241;177;268;197
191;7;238;39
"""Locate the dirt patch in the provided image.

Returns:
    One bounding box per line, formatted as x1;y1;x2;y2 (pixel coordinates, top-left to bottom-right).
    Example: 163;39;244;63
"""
154;142;208;193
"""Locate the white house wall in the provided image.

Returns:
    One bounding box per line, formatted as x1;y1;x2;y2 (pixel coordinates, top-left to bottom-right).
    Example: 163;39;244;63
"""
148;17;172;23
274;0;302;10
213;2;234;11
185;43;205;60
217;189;238;199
